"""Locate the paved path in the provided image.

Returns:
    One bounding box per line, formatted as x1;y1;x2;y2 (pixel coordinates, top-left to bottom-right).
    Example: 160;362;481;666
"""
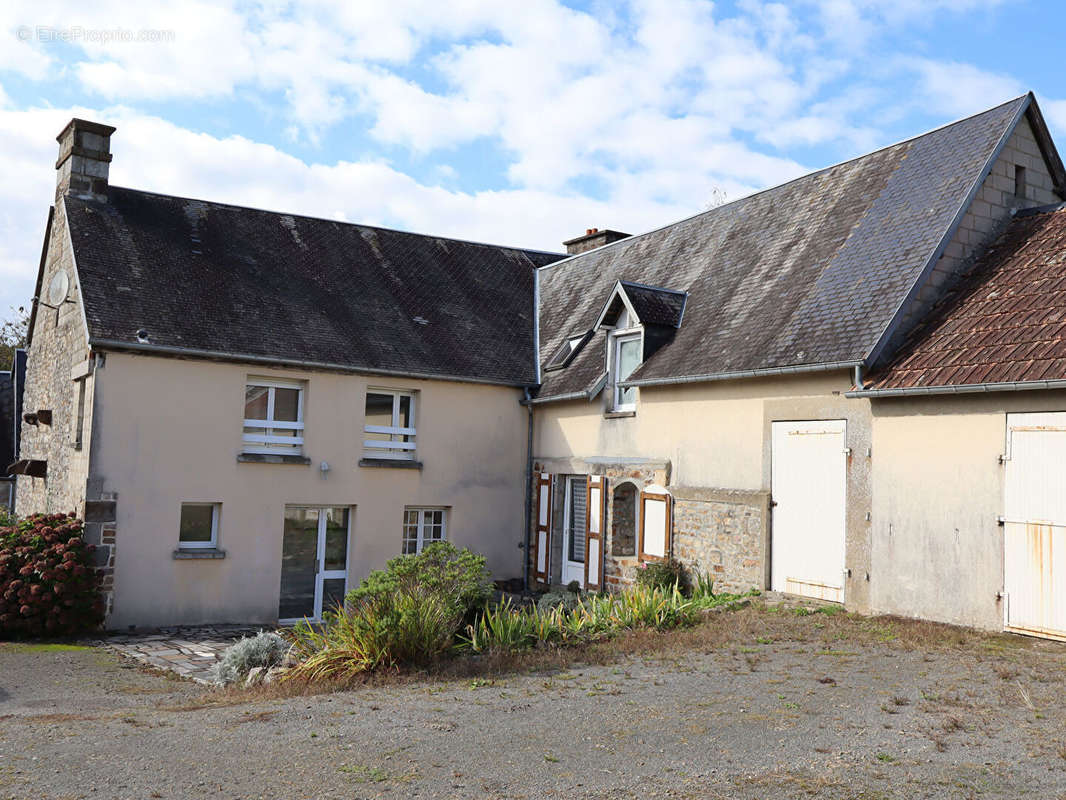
95;625;266;683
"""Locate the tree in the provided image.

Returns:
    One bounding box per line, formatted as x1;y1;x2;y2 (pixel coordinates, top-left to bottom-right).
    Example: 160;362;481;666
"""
0;306;28;372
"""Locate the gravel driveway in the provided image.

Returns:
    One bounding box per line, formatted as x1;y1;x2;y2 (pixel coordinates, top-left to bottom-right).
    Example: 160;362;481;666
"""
2;606;1065;799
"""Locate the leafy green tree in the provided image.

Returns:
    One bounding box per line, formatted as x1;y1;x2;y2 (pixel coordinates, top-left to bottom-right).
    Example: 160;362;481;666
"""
0;306;28;372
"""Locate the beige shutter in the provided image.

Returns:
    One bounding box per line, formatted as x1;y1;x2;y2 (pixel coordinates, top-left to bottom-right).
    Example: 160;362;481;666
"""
584;476;605;591
638;489;672;562
533;473;553;584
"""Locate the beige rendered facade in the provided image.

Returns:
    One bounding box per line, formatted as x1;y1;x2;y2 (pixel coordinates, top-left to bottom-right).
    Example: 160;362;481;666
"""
86;354;529;629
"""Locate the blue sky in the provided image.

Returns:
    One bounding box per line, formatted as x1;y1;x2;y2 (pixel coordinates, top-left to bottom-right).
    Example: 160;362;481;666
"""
1;0;1065;315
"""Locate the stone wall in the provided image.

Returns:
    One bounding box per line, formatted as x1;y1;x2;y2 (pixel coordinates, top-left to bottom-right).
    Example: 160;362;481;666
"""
15;200;111;616
528;457;772;595
16;200;95;516
530;457;670;591
672;487;769;595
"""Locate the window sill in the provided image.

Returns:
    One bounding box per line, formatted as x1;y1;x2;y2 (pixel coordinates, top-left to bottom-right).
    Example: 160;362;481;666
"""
173;548;226;560
237;452;311;465
604;410;636;419
359;458;423;470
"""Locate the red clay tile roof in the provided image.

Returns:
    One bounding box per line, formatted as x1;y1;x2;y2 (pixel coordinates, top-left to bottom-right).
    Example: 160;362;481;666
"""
865;204;1066;391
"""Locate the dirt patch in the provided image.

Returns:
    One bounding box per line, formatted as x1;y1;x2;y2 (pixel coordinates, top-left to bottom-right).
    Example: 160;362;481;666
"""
2;606;1065;799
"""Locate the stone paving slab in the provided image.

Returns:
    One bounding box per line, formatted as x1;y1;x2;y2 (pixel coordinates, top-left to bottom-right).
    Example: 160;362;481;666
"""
92;625;272;685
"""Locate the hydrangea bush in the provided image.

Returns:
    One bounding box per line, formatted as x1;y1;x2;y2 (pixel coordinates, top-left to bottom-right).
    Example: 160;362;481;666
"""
0;513;105;636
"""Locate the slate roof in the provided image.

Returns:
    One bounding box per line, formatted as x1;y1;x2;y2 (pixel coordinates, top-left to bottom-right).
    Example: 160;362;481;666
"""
536;95;1052;401
66;188;562;385
618;282;686;329
862;204;1066;393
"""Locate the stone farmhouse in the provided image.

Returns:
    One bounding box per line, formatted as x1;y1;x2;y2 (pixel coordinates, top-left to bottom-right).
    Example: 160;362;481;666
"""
13;93;1066;640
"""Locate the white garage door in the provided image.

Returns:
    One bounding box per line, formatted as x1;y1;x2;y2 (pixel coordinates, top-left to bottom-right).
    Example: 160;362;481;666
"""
1004;412;1066;640
771;420;847;603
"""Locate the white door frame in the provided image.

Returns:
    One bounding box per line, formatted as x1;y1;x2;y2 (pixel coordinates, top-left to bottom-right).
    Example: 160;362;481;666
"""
561;476;586;587
279;506;353;624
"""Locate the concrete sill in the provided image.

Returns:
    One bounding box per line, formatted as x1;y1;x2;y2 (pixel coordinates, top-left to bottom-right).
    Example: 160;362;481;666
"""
359;458;423;470
603;410;636;419
173;549;226;560
237;453;311;466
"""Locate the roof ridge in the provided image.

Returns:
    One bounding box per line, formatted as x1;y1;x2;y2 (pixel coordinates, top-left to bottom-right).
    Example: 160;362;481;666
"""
98;185;565;258
536;94;1032;273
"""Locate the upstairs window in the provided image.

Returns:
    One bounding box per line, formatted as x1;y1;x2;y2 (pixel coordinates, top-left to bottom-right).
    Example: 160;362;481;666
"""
364;389;416;460
611;333;642;411
1015;164;1027;199
243;378;304;454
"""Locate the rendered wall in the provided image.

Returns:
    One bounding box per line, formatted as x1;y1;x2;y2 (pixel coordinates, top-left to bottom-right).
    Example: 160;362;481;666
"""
90;353;528;628
869;390;1066;630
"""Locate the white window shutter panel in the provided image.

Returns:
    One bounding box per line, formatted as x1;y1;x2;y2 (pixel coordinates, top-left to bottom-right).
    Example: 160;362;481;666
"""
639;489;671;562
584;476;605;591
534;473;553;584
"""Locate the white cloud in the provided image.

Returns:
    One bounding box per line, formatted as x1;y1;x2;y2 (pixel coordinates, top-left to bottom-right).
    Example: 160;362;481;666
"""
0;0;1056;321
907;58;1024;117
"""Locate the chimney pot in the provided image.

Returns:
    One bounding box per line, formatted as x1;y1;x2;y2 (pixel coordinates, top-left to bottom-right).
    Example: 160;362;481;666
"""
55;118;116;203
562;228;632;256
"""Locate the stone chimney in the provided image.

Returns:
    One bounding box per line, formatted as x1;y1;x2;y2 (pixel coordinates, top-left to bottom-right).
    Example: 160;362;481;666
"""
55;119;116;203
562;227;631;255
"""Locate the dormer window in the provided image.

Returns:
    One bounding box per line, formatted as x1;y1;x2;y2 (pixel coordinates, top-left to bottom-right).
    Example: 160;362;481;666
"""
591;280;688;415
612;332;641;410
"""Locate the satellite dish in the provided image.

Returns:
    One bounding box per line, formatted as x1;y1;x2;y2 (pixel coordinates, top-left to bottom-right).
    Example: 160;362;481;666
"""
47;271;69;305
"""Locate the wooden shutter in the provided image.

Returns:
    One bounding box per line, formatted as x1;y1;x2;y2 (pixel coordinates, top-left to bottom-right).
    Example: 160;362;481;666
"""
584;476;606;591
638;489;671;562
533;473;553;584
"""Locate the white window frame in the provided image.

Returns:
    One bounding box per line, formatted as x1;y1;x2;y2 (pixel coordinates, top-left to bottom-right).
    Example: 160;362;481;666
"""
609;329;643;412
178;502;220;550
364;389;417;460
402;507;447;555
242;378;305;455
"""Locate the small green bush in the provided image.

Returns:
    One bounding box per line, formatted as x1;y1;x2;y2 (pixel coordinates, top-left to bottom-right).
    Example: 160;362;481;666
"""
0;513;104;637
634;558;693;596
212;631;289;685
347;541;492;620
289;542;493;681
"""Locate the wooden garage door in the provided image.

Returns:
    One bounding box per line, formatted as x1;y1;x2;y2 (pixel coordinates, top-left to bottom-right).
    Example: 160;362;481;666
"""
1004;413;1066;640
771;420;847;603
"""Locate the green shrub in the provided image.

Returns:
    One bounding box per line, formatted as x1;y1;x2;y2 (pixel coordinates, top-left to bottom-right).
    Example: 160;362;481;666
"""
692;569;715;600
634;558;693;596
347;541;492;620
535;590;583;613
289;542;492;681
0;513;104;637
212;631;289;685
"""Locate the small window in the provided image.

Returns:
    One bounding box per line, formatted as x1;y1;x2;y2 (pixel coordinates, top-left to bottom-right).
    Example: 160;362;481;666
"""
179;503;219;549
544;331;592;372
1015;164;1027;199
243;379;304;454
73;379;86;450
402;507;447;555
364;389;416;460
611;333;641;411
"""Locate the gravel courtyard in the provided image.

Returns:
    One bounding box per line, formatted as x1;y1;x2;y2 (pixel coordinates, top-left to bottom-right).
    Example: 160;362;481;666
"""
2;605;1065;800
